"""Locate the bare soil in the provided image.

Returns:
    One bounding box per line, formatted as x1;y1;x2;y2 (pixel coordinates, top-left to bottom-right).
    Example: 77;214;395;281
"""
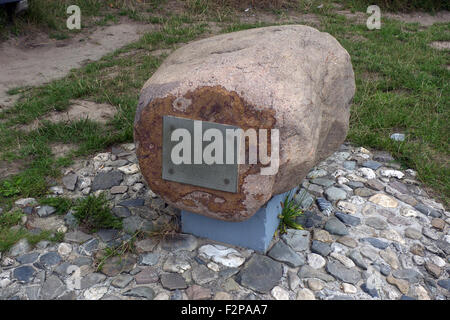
0;159;24;180
0;18;157;109
50;143;77;158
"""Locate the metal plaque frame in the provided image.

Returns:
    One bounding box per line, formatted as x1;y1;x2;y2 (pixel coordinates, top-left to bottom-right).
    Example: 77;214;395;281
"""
162;115;240;193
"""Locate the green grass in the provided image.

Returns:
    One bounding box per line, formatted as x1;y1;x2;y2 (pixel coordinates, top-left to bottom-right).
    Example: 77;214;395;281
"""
39;197;74;215
0;210;63;252
341;0;449;12
95;230;140;272
0;210;23;227
1;0;103;39
324;15;450;203
0;180;21;197
73;193;122;233
0;0;172;39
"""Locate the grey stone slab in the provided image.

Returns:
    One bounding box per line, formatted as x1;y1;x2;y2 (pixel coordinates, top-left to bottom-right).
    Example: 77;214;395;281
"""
326;261;361;285
267;241;305;267
237;255;282;294
91;171;123;191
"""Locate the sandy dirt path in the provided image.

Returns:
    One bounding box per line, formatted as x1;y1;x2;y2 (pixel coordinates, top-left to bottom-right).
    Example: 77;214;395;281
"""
0;21;156;108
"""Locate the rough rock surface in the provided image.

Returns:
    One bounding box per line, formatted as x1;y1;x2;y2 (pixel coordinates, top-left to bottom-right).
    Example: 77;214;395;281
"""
134;25;355;222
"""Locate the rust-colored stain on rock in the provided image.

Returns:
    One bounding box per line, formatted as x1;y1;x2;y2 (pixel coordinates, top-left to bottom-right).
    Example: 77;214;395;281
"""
134;85;276;222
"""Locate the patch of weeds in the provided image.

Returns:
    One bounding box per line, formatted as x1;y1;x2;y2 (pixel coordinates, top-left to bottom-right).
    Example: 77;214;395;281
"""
94;218;179;271
6;86;31;96
48;231;65;243
49;32;69;40
95;13;119;26
0;210;63;252
0;228;28;252
73;193;122;233
0;159;56;203
0;180;21;197
39;197;73;215
147;0;167;11
137;18;208;48
95;231;140;272
277;192;304;234
341;0;449;12
184;0;264;22
0;210;23;227
145;215;180;239
0;229;65;252
26;230;64;246
185;0;210;16
1;0;166;39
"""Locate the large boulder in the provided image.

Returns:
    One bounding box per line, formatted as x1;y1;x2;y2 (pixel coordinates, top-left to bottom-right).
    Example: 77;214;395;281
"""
134;25;355;222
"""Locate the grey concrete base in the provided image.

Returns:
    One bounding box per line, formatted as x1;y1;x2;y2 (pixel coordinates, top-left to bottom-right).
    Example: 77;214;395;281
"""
181;187;298;253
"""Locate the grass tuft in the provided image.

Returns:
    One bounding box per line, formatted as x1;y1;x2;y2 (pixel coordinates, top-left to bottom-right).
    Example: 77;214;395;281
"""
0;210;64;252
277;193;304;234
73;193;122;233
39;197;74;215
95;230;140;272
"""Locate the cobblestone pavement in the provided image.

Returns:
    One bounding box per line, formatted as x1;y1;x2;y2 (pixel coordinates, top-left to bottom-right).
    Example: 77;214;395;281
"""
1;142;449;300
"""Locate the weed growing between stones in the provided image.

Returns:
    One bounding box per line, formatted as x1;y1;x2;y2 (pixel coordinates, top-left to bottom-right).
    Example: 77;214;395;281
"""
73;193;122;233
277;192;304;234
94;220;179;272
95;230;141;272
0;210;23;228
39;197;73;215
